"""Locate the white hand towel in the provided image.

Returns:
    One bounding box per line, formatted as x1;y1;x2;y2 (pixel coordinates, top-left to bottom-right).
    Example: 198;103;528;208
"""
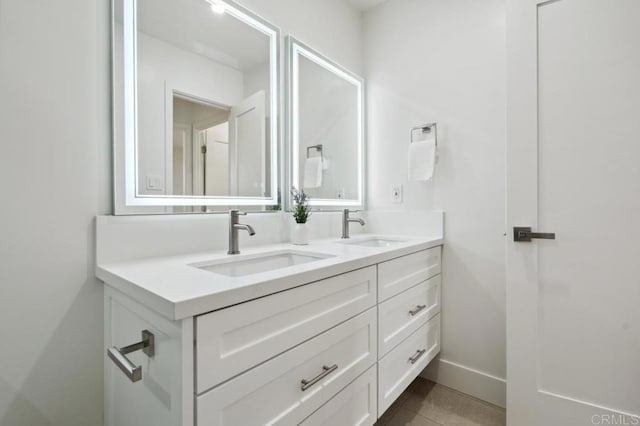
408;140;436;181
303;156;323;188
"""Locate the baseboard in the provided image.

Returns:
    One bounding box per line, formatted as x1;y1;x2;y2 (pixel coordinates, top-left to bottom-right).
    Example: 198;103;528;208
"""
421;357;506;408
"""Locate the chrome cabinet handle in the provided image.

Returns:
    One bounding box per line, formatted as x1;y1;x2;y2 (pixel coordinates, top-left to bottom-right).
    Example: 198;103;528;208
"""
409;305;427;316
409;349;427;364
301;364;338;391
107;330;155;383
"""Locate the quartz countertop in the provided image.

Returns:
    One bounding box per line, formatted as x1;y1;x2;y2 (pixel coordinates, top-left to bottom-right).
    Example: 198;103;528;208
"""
96;234;443;320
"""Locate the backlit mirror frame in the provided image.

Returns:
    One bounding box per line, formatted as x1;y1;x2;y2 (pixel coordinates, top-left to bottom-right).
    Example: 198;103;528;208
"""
287;37;365;209
113;0;280;213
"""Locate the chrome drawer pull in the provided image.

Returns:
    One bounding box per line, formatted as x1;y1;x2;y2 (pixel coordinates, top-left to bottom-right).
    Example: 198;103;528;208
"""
107;330;155;383
409;305;427;316
301;364;338;391
409;349;427;364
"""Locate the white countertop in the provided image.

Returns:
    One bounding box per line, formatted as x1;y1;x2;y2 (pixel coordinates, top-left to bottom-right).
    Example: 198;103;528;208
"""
96;234;443;320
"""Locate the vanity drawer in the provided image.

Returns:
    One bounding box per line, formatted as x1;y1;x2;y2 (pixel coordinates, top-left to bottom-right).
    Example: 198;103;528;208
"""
378;275;441;358
378;314;440;417
196;308;377;426
378;247;441;301
196;266;377;393
300;365;377;426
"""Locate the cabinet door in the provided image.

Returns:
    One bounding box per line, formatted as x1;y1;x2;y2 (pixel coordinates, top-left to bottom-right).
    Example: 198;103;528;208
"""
197;308;377;426
378;275;441;357
378;314;440;417
196;266;377;392
104;288;192;426
378;247;441;301
300;366;377;426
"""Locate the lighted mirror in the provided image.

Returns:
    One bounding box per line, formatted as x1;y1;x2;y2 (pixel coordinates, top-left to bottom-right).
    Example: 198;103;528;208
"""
288;37;365;208
113;0;279;213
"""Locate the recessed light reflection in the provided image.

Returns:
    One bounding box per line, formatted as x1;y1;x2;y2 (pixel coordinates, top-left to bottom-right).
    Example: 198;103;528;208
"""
209;1;226;14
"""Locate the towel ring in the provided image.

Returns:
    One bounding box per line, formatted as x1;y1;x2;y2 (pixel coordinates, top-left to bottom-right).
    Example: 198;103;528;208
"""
410;123;438;148
306;144;324;159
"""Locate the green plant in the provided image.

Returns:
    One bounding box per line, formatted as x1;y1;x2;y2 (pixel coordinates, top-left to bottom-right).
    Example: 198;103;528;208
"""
291;187;311;224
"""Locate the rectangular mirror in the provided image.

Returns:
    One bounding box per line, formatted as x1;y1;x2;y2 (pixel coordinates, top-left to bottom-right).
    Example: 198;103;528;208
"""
287;37;365;208
113;0;280;213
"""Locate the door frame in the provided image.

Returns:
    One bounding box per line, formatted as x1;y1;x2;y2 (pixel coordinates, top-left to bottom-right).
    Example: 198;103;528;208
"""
505;0;541;423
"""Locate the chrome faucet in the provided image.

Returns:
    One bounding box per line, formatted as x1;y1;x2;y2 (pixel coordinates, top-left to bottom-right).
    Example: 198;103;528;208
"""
228;210;256;255
341;209;365;239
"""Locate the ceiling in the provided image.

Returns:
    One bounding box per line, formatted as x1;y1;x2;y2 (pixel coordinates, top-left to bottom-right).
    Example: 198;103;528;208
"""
347;0;388;11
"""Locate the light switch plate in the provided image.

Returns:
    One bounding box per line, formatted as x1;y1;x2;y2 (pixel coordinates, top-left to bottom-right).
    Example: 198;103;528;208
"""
146;175;164;191
391;184;403;204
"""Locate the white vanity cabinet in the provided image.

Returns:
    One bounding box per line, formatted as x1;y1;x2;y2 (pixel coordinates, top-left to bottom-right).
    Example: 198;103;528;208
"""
376;246;442;416
103;246;442;426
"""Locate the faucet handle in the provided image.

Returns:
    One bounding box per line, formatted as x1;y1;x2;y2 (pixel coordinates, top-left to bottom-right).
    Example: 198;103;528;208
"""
230;209;247;216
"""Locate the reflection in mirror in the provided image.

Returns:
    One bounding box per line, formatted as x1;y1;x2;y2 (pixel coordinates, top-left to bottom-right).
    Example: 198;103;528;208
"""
171;92;268;199
288;38;364;208
172;94;230;197
113;0;279;211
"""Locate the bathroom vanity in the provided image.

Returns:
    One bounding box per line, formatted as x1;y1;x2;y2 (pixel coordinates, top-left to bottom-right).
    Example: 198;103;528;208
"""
97;232;442;426
105;0;444;422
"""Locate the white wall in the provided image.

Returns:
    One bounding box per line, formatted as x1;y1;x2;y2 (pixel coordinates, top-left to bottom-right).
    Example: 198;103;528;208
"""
364;0;507;406
243;63;270;113
0;1;364;425
0;0;111;425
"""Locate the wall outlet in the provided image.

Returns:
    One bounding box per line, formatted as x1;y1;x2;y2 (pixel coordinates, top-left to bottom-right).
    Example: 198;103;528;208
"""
391;184;403;204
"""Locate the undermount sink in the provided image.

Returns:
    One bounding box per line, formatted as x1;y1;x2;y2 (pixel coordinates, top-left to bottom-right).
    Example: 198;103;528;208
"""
192;250;334;277
340;237;408;248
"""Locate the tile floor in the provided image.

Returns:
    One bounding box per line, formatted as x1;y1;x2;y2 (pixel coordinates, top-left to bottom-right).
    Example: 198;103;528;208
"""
375;378;506;426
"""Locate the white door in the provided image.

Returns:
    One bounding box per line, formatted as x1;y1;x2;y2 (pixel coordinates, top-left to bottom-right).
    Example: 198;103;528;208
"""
172;123;190;195
506;1;640;425
191;121;229;198
229;90;266;197
204;122;230;197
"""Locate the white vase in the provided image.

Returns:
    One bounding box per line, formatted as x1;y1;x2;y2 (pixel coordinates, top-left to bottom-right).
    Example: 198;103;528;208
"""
292;223;309;245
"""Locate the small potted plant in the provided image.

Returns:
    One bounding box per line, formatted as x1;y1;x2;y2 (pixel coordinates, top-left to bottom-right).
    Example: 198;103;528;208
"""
291;187;311;245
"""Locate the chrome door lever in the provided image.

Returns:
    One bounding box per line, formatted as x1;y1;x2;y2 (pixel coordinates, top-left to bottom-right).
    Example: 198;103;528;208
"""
513;227;556;242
